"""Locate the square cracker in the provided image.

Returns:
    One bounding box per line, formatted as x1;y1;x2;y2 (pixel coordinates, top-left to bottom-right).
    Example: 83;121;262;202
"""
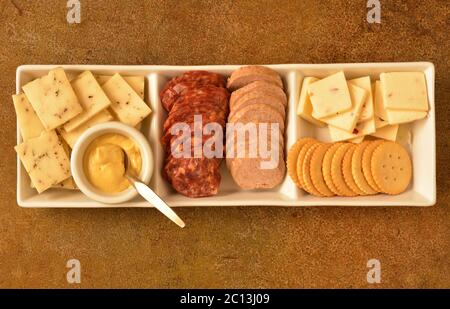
22;68;82;130
15;130;71;193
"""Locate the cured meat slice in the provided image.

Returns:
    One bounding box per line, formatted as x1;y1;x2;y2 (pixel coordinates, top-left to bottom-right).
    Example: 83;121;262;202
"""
230;81;287;109
164;157;221;198
227;66;283;91
228;92;286;120
161;71;226;111
228;104;285;132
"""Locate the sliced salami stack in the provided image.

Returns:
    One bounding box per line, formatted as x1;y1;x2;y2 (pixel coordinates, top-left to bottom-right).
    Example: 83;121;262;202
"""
226;66;287;189
160;71;229;198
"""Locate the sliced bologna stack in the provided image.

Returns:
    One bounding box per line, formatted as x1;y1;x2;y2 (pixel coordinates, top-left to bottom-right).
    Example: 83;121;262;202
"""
160;71;229;198
226;66;287;189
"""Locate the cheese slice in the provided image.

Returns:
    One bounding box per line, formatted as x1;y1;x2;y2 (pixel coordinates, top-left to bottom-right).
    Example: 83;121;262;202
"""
374;80;426;125
348;76;374;123
380;72;429;111
370;124;399;141
309;71;352;119
12;93;45;141
319;83;367;132
15;130;71;193
296;77;325;127
374;115;389;129
386;110;427;125
96;75;145;99
22;68;82;130
59;109;113;148
102;74;151;127
30;137;77;190
63;71;111;132
328;117;376;142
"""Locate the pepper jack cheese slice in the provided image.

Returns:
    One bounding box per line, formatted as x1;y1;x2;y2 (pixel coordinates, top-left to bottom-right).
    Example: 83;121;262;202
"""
309;71;352;119
59;109;113;148
319;83;367;132
297;77;325;127
328;117;376;142
102;74;151;127
373;81;389;129
15;130;71;193
63;71;111;132
348;76;374;123
380;72;429;111
376;80;428;125
12;93;45;141
370;124;399;141
96;75;145;99
22;68;82;131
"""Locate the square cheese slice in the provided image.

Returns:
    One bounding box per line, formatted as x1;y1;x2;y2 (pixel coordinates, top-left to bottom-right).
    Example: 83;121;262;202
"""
63;71;111;132
59;109;113;148
96;75;145;99
22;68;82;130
374;80;426;125
296;77;325;127
328;117;376;142
380;72;429;111
102;74;151;127
348;76;374;123
12;93;45;141
309;71;352;119
370;124;399;141
373;81;389;129
319;83;367;132
15;130;71;193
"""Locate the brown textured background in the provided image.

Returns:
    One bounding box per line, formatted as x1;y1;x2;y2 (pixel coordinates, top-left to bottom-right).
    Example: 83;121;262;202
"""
0;0;449;288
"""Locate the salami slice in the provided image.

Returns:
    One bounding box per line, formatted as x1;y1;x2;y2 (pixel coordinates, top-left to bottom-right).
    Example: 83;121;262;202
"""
161;71;226;111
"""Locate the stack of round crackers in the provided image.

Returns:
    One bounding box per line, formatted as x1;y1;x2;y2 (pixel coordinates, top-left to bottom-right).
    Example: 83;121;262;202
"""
287;138;412;196
226;66;287;189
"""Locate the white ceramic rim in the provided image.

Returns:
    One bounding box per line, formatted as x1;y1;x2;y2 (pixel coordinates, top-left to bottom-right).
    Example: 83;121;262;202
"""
70;121;154;204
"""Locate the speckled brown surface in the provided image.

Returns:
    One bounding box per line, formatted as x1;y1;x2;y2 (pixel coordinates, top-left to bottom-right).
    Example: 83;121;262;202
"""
0;0;449;288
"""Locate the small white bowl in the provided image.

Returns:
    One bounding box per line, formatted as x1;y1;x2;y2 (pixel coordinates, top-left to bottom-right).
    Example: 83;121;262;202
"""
71;121;154;204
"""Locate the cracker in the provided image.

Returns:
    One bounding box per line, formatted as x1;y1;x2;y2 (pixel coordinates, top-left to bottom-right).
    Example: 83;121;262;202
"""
371;141;412;194
301;143;324;196
361;140;384;192
309;143;335;196
296;140;318;190
331;143;358;196
321;143;343;195
351;141;377;195
342;144;366;195
287;137;314;188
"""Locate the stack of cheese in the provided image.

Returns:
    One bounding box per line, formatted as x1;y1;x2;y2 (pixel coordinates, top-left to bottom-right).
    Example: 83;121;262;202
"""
297;71;429;143
13;67;151;193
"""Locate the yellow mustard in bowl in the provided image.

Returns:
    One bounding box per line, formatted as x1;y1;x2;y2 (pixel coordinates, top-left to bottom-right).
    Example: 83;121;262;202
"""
83;133;142;193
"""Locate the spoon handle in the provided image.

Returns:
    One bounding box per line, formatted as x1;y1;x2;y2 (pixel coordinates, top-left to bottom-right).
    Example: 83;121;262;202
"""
126;175;186;228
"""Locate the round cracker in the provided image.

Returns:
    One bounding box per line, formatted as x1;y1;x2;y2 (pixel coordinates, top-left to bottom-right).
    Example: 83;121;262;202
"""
342;144;366;195
322;143;343;195
331;143;358;196
371;141;412;195
296;140;318;190
351;141;377;195
362;140;384;192
286;137;314;188
301;143;324;196
309;143;335;197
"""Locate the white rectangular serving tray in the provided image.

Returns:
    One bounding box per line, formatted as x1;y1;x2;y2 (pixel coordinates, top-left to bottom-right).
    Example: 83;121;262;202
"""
16;63;436;207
